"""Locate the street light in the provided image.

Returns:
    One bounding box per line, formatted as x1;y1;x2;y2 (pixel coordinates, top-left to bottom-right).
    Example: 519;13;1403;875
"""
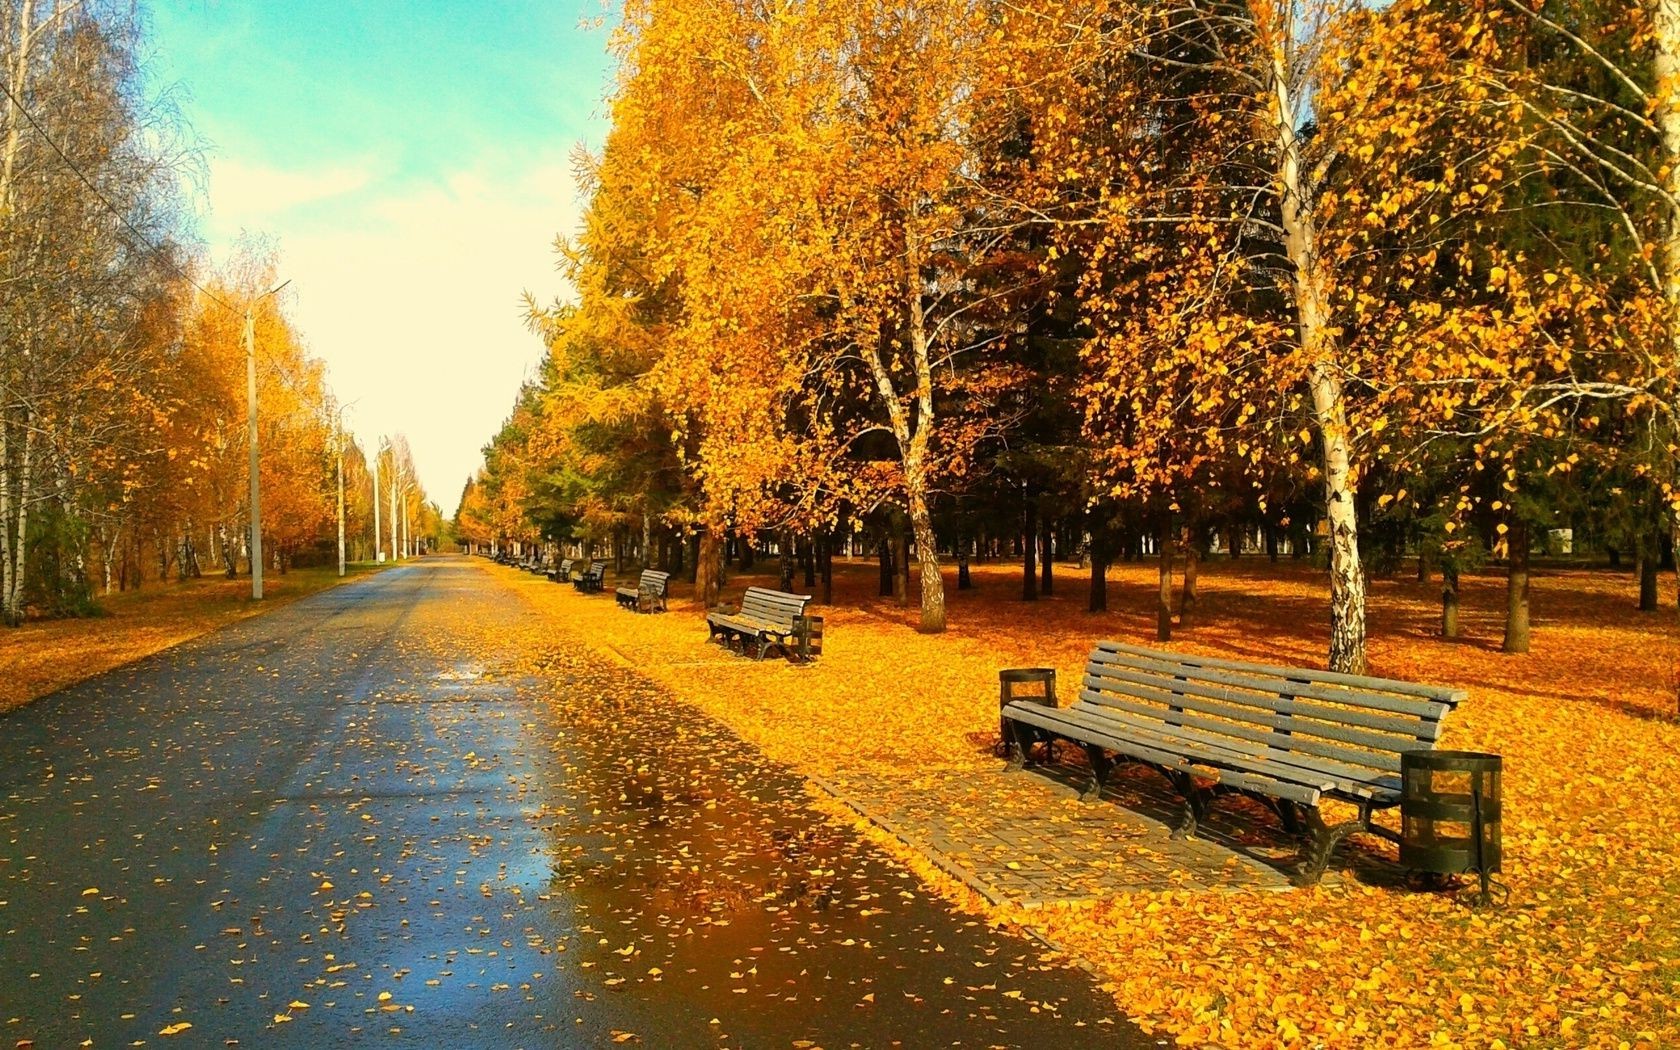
332;401;358;577
247;278;290;600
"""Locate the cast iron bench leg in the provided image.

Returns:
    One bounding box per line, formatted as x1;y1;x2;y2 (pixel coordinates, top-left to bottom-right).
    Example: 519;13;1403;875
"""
1295;808;1364;887
1168;771;1210;841
1080;744;1112;802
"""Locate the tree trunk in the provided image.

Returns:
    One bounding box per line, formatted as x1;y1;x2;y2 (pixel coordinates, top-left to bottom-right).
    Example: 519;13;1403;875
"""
1022;491;1038;601
685;532;700;584
818;534;833;606
908;484;946;633
698;528;723;607
801;536;816;588
1272;39;1368;674
1089;540;1109;613
1639;532;1659;611
1157;515;1174;642
892;521;910;608
1040;520;1053;595
878;534;894;596
1179;529;1200;631
1503;516;1531;654
779;530;795;593
1441;563;1460;639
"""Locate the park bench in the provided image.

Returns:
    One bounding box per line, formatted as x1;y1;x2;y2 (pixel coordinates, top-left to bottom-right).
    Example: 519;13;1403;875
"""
571;560;607;594
706;586;814;660
548;557;575;583
616;569;671;613
1000;640;1467;885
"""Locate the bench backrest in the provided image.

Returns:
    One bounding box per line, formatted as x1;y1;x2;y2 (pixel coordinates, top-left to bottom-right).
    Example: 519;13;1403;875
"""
739;586;812;627
639;569;670;595
584;560;606;578
1079;641;1465;786
559;558;574;573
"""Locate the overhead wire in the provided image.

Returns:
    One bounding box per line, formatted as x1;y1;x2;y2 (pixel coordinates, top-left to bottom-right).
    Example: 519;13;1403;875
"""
1;75;334;411
0;74;235;313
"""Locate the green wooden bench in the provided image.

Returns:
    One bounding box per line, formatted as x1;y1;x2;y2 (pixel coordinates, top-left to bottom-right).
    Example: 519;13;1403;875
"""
615;569;670;612
706;586;813;660
571;560;607;594
1001;641;1466;885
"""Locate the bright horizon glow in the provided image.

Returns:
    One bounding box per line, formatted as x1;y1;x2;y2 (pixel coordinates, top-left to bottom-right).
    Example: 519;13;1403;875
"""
148;0;613;514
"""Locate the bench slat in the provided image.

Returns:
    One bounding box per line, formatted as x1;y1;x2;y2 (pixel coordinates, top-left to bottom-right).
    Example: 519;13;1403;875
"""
1007;704;1328;805
1088;648;1458;719
1095;641;1466;706
1082;670;1443;751
1086;661;1448;740
1067;695;1400;795
1079;683;1407;774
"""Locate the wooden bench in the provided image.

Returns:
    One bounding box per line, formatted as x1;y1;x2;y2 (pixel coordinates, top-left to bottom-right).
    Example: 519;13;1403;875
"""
1001;641;1466;885
616;569;670;613
706;586;813;660
571;560;607;594
548;557;575;583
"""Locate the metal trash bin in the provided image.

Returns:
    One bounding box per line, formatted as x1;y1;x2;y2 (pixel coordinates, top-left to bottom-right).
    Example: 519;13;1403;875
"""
998;668;1057;756
1401;750;1502;903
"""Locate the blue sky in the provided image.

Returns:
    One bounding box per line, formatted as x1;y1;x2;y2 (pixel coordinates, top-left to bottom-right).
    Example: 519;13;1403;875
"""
148;0;615;510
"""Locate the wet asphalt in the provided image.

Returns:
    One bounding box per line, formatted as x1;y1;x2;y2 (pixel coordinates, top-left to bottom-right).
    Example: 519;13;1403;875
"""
0;556;1147;1048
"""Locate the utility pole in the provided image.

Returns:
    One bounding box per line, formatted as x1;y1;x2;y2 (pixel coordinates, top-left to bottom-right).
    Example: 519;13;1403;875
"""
336;429;345;576
244;279;289;601
372;443;383;564
246;309;262;599
389;459;400;562
333;403;354;577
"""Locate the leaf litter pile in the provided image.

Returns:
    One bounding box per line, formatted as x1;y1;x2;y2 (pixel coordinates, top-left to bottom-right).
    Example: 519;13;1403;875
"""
512;555;1680;1049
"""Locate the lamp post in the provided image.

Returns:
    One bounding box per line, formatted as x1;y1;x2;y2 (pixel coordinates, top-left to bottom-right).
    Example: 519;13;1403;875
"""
332;402;357;577
246;279;290;601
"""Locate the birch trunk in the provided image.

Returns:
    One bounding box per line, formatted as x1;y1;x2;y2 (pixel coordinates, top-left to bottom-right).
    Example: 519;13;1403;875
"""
859;217;946;633
1272;41;1369;674
1653;0;1680;628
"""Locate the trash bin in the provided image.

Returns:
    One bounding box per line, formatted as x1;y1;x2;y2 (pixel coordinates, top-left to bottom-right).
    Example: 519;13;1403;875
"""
1400;750;1502;903
998;667;1057;754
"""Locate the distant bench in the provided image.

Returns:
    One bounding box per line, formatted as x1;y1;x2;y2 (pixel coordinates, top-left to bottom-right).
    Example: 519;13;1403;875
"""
706;586;813;661
616;569;670;613
1001;641;1465;885
548;558;575;583
571;559;607;594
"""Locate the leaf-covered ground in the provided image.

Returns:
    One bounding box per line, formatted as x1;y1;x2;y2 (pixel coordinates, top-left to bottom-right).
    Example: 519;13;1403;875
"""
516;556;1680;1049
0;563;387;714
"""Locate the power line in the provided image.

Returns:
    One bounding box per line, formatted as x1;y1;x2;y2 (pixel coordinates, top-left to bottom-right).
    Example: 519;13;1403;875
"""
0;74;235;313
2;76;333;412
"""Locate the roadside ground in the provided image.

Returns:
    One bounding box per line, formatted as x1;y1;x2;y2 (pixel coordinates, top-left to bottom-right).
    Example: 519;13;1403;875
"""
507;554;1680;1049
0;561;388;714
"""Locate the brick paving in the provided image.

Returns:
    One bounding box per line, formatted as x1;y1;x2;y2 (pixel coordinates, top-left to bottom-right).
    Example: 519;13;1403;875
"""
817;756;1312;906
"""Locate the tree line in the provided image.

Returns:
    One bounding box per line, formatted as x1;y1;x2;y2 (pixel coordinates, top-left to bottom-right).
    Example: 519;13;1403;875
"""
0;1;437;625
460;0;1677;672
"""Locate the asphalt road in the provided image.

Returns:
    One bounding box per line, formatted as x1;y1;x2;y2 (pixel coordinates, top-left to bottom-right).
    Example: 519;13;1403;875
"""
0;556;1146;1048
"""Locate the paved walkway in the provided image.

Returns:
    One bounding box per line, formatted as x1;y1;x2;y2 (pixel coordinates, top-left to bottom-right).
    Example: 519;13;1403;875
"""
0;557;1146;1048
819;760;1297;908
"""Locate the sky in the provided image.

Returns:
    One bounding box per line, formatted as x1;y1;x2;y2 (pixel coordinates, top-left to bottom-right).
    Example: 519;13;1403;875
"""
147;0;616;513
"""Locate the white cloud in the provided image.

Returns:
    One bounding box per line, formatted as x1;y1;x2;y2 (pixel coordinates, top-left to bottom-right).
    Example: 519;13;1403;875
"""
207;157;375;223
201;154;584;512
